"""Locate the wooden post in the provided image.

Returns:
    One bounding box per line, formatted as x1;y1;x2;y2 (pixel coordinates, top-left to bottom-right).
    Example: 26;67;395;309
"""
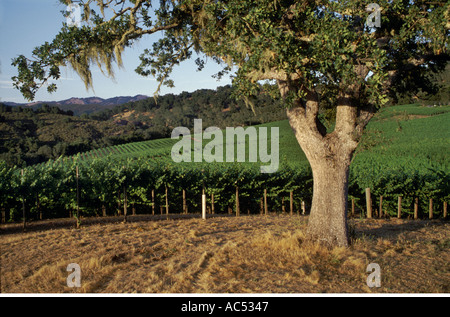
152;189;155;215
365;188;372;219
397;196;402;219
202;191;206;220
379;196;383;218
117;190;122;216
414;197;419;220
21;169;26;231
444;201;448;219
37;193;42;220
351;198;355;217
235;186;240;217
264;189;268;215
182;189;187;214
76;166;80;227
290;191;294;216
165;186;169;218
429;198;433;220
123;185;128;223
211;193;215;214
22;196;26;230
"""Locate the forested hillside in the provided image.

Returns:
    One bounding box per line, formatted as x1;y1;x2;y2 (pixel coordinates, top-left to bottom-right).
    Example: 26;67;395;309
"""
0;85;286;167
0;104;144;166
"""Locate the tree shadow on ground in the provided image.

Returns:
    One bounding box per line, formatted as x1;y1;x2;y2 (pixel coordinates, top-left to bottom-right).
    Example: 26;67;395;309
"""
0;213;236;235
352;218;449;240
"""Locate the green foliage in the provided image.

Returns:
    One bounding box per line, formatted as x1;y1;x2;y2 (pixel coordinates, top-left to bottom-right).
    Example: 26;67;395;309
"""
11;0;449;112
349;104;450;217
1;104;448;221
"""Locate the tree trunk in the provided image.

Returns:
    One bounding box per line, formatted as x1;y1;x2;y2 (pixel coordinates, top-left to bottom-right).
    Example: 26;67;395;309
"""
306;155;352;247
287;98;366;248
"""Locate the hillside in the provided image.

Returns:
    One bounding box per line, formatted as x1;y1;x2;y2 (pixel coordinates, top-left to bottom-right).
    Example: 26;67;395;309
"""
355;104;450;168
0;105;147;167
58;103;450;172
0;85;287;167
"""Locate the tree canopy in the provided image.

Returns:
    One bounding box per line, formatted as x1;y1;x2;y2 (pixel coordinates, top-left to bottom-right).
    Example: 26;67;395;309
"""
12;1;448;106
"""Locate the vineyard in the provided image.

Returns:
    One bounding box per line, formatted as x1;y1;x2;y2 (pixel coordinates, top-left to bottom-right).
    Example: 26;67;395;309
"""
0;104;449;225
33;138;179;165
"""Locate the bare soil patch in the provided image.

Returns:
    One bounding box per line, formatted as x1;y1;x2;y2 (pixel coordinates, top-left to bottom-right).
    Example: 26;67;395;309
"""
1;215;448;293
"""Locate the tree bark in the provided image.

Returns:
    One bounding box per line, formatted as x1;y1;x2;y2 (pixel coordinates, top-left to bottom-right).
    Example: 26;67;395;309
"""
306;153;353;247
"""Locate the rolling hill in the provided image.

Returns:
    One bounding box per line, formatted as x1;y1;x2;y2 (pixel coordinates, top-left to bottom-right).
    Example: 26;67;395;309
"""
57;103;450;172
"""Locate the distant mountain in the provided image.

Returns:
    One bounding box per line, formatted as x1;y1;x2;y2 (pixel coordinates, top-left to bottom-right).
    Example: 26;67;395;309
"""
55;95;150;106
3;95;150;115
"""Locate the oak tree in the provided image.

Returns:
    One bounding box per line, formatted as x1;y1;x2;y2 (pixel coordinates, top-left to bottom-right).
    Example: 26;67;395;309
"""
13;0;449;246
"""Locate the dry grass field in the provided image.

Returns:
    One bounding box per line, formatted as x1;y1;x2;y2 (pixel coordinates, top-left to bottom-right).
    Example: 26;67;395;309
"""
0;214;449;293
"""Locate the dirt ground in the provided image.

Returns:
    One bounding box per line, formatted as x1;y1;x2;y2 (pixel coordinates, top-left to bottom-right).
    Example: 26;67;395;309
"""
0;214;448;293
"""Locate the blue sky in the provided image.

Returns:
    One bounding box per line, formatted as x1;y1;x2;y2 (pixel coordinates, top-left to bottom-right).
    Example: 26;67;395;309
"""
0;0;232;103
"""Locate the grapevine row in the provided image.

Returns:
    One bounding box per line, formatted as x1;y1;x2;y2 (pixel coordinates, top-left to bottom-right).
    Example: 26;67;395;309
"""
0;155;448;224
